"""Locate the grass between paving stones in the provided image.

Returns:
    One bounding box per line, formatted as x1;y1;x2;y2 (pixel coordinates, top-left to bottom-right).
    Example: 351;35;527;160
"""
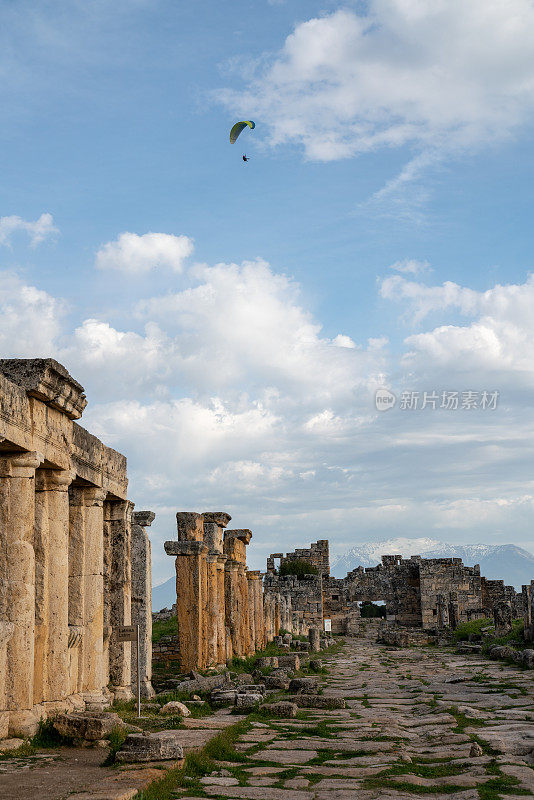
134;718;252;799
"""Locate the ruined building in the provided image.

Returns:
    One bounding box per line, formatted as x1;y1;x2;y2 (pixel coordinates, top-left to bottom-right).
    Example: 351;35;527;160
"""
264;544;531;636
0;359;154;739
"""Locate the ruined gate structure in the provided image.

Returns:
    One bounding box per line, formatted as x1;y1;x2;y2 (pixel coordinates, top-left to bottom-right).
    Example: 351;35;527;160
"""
0;359;154;739
264;543;531;637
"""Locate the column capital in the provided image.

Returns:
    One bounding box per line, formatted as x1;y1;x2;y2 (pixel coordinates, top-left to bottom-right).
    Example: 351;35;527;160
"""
69;486;107;507
0;450;44;477
35;468;76;492
176;511;204;542
216;554;227;566
164;540;207;556
202;512;232;528
247;570;261;580
133;511;156;527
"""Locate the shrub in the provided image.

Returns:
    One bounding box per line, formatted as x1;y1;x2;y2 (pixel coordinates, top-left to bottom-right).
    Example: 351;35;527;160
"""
279;559;318;578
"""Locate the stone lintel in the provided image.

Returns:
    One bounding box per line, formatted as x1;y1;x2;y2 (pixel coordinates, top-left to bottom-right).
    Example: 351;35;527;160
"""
202;511;232;528
176;511;204;542
226;529;253;545
164;540;208;556
133;511;156;527
0;358;87;420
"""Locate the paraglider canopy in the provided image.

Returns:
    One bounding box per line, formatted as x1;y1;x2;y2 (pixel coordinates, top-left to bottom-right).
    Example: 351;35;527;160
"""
230;120;255;144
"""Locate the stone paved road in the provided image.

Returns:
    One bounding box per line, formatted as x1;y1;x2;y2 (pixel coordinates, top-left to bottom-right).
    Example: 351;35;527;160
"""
199;632;534;800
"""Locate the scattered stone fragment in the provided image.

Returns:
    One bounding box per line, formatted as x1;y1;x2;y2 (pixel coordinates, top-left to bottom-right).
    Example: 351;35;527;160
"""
115;730;184;762
159;701;191;716
260;702;298;718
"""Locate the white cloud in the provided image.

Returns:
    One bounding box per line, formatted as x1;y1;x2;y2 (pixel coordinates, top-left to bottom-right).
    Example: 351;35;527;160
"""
0;270;64;355
0;213;58;247
217;1;534;161
389;259;430;276
3;242;534;581
381;272;534;386
95;232;194;274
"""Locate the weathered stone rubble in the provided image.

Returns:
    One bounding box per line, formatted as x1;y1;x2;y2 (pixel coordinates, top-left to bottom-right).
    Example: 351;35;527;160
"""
0;359;154;739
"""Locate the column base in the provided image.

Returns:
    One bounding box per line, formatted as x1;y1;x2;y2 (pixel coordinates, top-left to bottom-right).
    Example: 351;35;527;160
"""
81;691;112;712
8;709;40;738
139;680;155;699
110;685;134;702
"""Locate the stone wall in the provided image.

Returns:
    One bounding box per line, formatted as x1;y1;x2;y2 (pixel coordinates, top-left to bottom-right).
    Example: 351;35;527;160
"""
263;543;529;637
0;359;153;738
267;540;329;577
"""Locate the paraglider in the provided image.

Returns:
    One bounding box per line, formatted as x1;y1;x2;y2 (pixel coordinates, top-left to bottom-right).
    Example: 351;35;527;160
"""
242;154;250;162
230;120;255;144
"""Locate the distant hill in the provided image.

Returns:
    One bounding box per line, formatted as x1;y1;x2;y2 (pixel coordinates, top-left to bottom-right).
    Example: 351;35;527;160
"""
331;538;534;590
152;575;175;611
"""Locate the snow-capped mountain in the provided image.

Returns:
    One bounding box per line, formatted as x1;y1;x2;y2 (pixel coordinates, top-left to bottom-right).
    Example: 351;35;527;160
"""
331;538;534;590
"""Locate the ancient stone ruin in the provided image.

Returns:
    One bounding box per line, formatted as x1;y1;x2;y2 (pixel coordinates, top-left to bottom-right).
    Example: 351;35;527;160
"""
162;513;273;671
0;359;154;739
264;543;534;640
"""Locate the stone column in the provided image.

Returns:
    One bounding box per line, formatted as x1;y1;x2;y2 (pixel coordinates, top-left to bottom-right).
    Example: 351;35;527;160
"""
436;594;449;629
254;575;265;650
308;627;321;651
0;451;43;736
522;583;533;643
216;555;228;664
238;565;252;656
164;512;208;672
225;560;241;658
34;468;75;706
247;571;256;654
108;500;134;700
493;600;512;637
131;511;155;698
205;553;219;665
202;512;231;666
0;622;14;739
69;486;107;700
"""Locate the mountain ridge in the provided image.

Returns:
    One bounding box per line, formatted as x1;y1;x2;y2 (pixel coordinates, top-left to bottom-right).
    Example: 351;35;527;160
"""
331;538;534;590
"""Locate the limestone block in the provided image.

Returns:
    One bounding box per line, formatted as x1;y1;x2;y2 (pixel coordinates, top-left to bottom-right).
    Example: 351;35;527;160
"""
289;677;318;694
0;737;24;751
236;692;262;709
53;712;126;741
260;702;297;718
210;689;237;706
522;649;534;668
159;701;191;717
264;675;290;690
115;730;184;762
0;358;87;419
8;709;40;738
176;512;204;542
278;654;300;671
256;657;278;669
287;695;346;709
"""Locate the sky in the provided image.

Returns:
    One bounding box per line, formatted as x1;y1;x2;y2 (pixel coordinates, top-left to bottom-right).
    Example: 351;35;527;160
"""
1;0;534;585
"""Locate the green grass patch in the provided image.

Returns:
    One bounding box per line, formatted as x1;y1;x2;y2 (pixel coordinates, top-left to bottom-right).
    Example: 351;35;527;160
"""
152;616;178;643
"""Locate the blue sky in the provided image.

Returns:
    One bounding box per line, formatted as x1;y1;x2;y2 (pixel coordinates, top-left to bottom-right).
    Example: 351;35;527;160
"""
1;0;534;584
